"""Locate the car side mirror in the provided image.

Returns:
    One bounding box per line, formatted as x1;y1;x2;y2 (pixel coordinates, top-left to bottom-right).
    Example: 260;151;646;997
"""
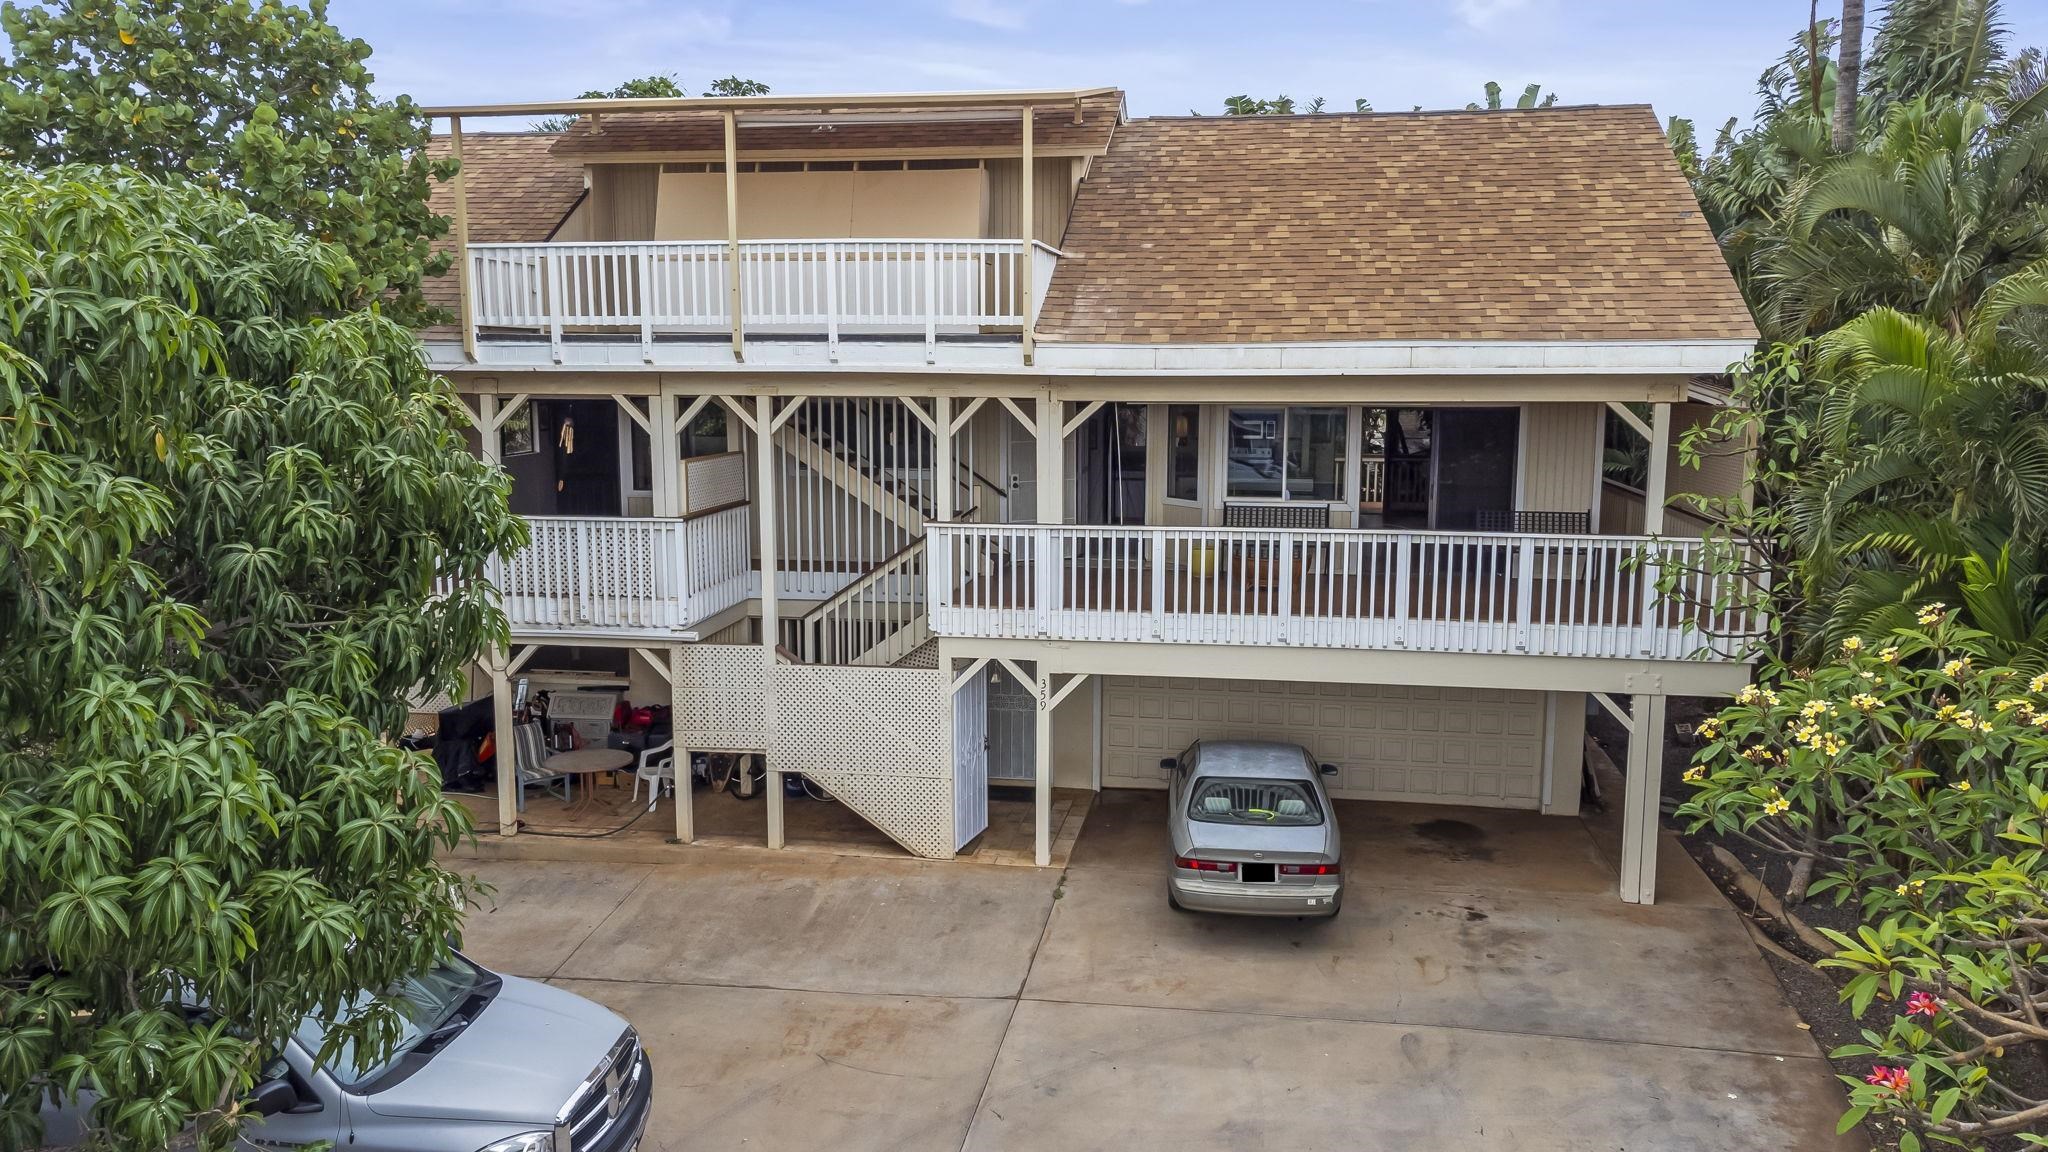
1158;758;1177;773
1319;763;1339;778
248;1078;302;1118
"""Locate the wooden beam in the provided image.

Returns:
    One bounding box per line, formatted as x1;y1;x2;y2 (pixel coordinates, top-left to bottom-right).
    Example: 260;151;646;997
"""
1034;668;1053;866
485;650;517;837
1591;691;1632;728
1020;104;1035;367
508;644;540;674
1605;400;1653;441
674;393;715;434
756;394;783;851
717;395;759;435
724;109;743;363
634;647;674;684
1048;671;1090;710
1060;398;1105;438
1619;693;1667;904
612;394;652;434
768;396;807;433
994;657;1033;691
996;395;1037;437
950;395;991;435
902;397;939;436
934;395;954;522
489;394;530;431
1643;403;1672;535
950;656;991;694
450;116;476;364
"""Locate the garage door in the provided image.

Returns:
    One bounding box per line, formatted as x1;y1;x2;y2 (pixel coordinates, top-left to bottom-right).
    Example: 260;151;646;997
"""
1101;677;1543;809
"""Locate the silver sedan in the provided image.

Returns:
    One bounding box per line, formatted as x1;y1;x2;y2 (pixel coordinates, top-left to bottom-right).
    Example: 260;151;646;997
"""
1163;740;1343;918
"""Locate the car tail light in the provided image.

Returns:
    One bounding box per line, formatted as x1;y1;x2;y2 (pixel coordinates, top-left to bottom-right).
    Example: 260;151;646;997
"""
1174;855;1237;873
1280;862;1340;876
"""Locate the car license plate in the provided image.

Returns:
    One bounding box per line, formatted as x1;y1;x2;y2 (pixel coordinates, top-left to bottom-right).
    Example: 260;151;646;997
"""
1241;862;1276;884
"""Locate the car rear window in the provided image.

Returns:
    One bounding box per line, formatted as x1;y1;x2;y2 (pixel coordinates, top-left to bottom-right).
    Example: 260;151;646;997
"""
1187;777;1324;826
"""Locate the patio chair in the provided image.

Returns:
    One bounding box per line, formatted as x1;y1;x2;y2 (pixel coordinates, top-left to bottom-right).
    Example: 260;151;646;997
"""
512;721;572;811
632;740;676;811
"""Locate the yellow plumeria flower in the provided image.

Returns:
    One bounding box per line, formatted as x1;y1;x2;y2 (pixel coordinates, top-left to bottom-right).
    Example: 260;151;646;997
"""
1997;698;2027;713
1682;766;1706;783
1943;658;1971;677
1820;734;1847;755
1850;693;1881;712
1763;689;1781;707
1763;796;1792;816
1954;780;1972;792
1695;717;1721;740
2030;672;2048;693
1880;647;1901;665
1841;636;1864;653
1937;704;1961;721
1895;883;1911;896
1918;603;1947;626
1737;685;1761;705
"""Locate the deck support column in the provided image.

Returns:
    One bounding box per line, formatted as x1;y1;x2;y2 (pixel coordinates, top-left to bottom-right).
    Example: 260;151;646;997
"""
484;647;517;837
1619;692;1667;904
1020;104;1035;366
933;396;954;523
450;115;475;364
757;394;784;849
1035;394;1063;525
724;110;743;363
1034;668;1052;867
1643;402;1671;535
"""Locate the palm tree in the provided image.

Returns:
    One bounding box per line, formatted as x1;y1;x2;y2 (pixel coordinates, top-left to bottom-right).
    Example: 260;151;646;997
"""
1834;0;1867;149
1760;98;2048;339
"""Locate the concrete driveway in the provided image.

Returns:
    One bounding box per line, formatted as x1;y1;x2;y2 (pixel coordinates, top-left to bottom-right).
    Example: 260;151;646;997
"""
456;792;1855;1151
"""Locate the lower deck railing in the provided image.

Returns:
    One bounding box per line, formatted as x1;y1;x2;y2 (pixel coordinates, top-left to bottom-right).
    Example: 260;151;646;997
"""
925;524;1756;661
486;508;751;634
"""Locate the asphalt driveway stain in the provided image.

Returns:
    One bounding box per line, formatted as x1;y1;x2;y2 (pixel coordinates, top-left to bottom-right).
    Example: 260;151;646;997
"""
1412;818;1497;862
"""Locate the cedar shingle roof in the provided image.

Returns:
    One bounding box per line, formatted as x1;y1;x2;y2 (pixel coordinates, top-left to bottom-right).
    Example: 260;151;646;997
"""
1036;105;1757;344
420;133;585;327
548;91;1123;157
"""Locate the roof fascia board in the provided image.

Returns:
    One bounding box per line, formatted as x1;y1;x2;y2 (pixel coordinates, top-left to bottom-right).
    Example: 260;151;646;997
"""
569;144;1108;165
1030;339;1755;375
422;87;1120;119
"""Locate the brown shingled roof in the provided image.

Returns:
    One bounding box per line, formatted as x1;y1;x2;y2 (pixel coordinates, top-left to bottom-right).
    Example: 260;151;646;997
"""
420;133;586;328
549;91;1123;158
1036;106;1757;344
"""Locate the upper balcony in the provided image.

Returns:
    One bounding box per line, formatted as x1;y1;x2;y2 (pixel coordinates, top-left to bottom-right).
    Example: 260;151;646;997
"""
425;87;1122;372
466;237;1056;368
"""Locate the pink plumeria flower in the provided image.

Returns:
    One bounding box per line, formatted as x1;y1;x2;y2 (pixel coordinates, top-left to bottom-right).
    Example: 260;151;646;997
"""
1905;992;1940;1018
1864;1066;1911;1093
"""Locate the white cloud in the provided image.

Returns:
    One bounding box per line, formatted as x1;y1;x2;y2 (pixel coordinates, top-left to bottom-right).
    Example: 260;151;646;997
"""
1452;0;1530;30
946;0;1028;30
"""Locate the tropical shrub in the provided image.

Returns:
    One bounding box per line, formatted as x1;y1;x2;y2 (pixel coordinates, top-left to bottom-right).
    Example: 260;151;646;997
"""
1680;607;2048;1146
0;167;523;1149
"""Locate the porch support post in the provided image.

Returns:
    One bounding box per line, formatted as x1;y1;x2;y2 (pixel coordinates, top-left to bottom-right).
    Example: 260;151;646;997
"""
1643;402;1671;535
1034;667;1052;866
1020;104;1035;366
724;110;743;363
484;647;517;837
756;394;784;849
450;116;476;364
644;393;678;518
1619;692;1667;904
1035;394;1062;525
933;396;954;522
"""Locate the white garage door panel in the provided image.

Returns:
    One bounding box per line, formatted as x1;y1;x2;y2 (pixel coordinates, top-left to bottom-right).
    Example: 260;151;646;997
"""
1102;677;1542;809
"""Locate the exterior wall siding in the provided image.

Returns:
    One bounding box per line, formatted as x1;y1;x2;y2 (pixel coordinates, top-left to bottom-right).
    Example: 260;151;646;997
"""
1518;401;1601;516
1100;676;1543;808
984;157;1077;245
587;164;659;241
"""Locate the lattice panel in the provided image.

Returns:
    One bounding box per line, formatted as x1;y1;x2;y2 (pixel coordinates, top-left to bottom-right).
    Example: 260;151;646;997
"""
771;665;952;858
681;452;748;516
673;644;767;750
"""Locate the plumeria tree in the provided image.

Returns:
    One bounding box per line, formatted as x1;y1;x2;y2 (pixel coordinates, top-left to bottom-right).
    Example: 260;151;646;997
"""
1680;605;2048;1147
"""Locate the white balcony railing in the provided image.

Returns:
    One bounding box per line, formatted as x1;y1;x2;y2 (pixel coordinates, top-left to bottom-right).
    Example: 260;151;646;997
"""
925;524;1757;662
486;509;752;636
468;239;1029;361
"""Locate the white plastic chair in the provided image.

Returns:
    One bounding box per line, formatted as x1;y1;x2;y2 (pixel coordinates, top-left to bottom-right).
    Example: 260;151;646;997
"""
632;741;676;810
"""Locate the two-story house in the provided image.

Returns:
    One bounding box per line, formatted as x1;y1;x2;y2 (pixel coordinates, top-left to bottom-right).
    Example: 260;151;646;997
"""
421;87;1760;904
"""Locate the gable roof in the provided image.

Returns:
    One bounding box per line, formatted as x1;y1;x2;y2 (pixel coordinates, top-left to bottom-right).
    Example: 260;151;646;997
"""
420;133;585;325
549;91;1124;159
1036;105;1757;345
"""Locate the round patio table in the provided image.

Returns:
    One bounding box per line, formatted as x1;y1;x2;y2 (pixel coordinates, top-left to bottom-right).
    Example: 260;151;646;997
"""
545;747;634;816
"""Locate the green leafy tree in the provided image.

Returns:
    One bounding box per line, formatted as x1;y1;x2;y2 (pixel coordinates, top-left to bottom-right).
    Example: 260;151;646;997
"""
1680;611;2048;1145
0;166;524;1149
534;72;771;131
1466;81;1560;110
0;0;455;325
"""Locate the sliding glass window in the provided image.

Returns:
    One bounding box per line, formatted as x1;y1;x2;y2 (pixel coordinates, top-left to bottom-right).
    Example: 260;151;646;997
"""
1226;407;1347;501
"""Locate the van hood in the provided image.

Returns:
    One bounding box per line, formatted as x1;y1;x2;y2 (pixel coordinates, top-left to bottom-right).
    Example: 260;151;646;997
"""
363;974;625;1123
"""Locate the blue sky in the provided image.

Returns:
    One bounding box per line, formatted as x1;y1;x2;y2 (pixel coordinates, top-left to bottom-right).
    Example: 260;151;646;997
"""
330;0;2048;133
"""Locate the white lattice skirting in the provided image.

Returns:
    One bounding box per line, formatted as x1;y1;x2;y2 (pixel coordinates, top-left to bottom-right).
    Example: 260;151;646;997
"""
673;644;767;749
771;664;952;858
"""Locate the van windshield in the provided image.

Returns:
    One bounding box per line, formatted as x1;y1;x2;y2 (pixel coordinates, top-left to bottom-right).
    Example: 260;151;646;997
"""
1187;777;1324;826
294;954;487;1090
